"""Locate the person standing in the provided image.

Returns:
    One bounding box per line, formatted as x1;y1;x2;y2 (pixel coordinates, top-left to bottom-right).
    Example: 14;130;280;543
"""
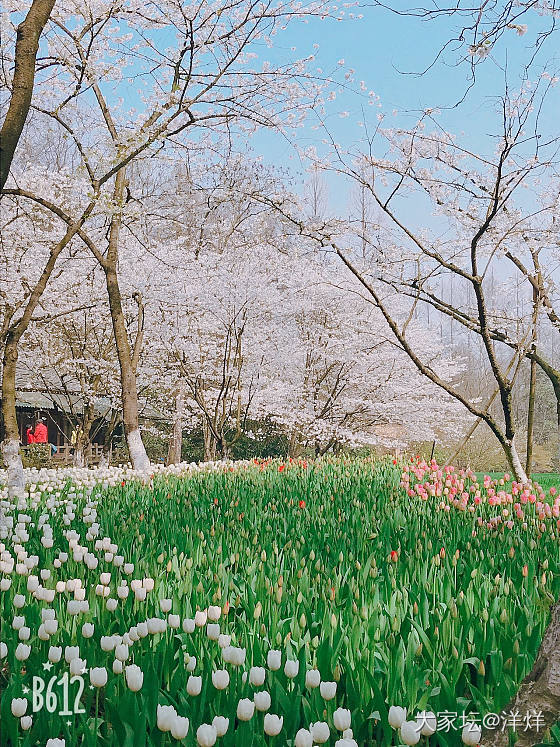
25;423;35;445
33;417;48;444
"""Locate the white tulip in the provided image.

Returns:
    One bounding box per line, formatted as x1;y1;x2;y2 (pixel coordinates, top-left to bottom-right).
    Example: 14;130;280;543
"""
264;714;283;736
11;698;28;717
100;636;115;652
168;614;180;629
0;642;7;658
254;690;271;711
295;728;313;747
207;605;221;621
18;626;30;641
249;666;266;686
212;669;229;690
217;633;231;648
44;619;58;635
46;740;65;747
311;721;330;743
64;646;79;663
20;715;32;730
334;707;352;731
212;715;229;737
106;598;118;612
416;711;437;736
186;655;197;672
48;646;62;663
284;659;299;678
236;698;255;721
113;659;123;675
125;664;143;691
267;649;282;671
171;715;190;739
182;618;195;633
15;643;31;661
196;723;217;746
157;704;177;732
400;721;421;745
82;623;94;638
13;594;25;608
388;705;407;729
70;658;86;676
90;667;108;688
194;610;207;627
462;723;482;746
187;675;202;695
206;623;220;640
319;681;337;700
305;669;321;688
160;598;172;613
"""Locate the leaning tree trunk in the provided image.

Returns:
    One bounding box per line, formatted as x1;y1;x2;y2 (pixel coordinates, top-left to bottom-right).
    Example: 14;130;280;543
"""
484;596;560;746
166;387;184;465
1;334;25;491
103;170;149;472
0;0;56;190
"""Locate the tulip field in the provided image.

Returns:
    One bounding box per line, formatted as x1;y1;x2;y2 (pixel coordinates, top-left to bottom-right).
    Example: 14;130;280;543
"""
1;456;559;746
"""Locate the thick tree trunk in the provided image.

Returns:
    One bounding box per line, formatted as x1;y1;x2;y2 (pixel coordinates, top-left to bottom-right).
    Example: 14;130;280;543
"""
0;0;56;190
503;437;528;484
1;335;24;490
166;387;184;465
484;596;560;746
103;170;149;472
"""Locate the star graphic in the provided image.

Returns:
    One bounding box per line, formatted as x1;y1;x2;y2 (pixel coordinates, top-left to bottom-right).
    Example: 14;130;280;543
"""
89;684;94;690
43;661;53;671
66;720;72;726
22;685;30;694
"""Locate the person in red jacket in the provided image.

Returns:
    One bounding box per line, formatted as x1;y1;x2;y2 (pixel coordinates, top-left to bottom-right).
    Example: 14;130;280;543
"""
33;418;48;443
26;423;35;445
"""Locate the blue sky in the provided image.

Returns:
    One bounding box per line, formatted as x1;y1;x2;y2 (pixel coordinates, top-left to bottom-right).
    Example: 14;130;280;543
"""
247;3;559;208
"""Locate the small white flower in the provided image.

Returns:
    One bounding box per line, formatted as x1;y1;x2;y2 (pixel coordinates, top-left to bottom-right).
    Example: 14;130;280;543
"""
212;669;229;690
264;713;283;736
187;675;202;695
305;669;321;688
284;659;299;678
334;707;352;731
267;649;281;671
11;697;28;717
416;711;437;736
388;705;407;729
48;646;62;663
319;680;337;700
15;643;31;661
212;715;229;736
171;715;190;739
206;623;220;640
160;598;172;613
182;618;195;633
20;715;32;730
237;698;255;721
462;723;482;746
125;664;143;691
82;623;94;638
70;657;86;676
196;723;217;746
249;666;266;686
157;704;177;732
295;728;313;747
90;667;108;687
207;605;221;621
194;609;207;627
311;721;330;743
400;721;421;745
254;690;271;711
